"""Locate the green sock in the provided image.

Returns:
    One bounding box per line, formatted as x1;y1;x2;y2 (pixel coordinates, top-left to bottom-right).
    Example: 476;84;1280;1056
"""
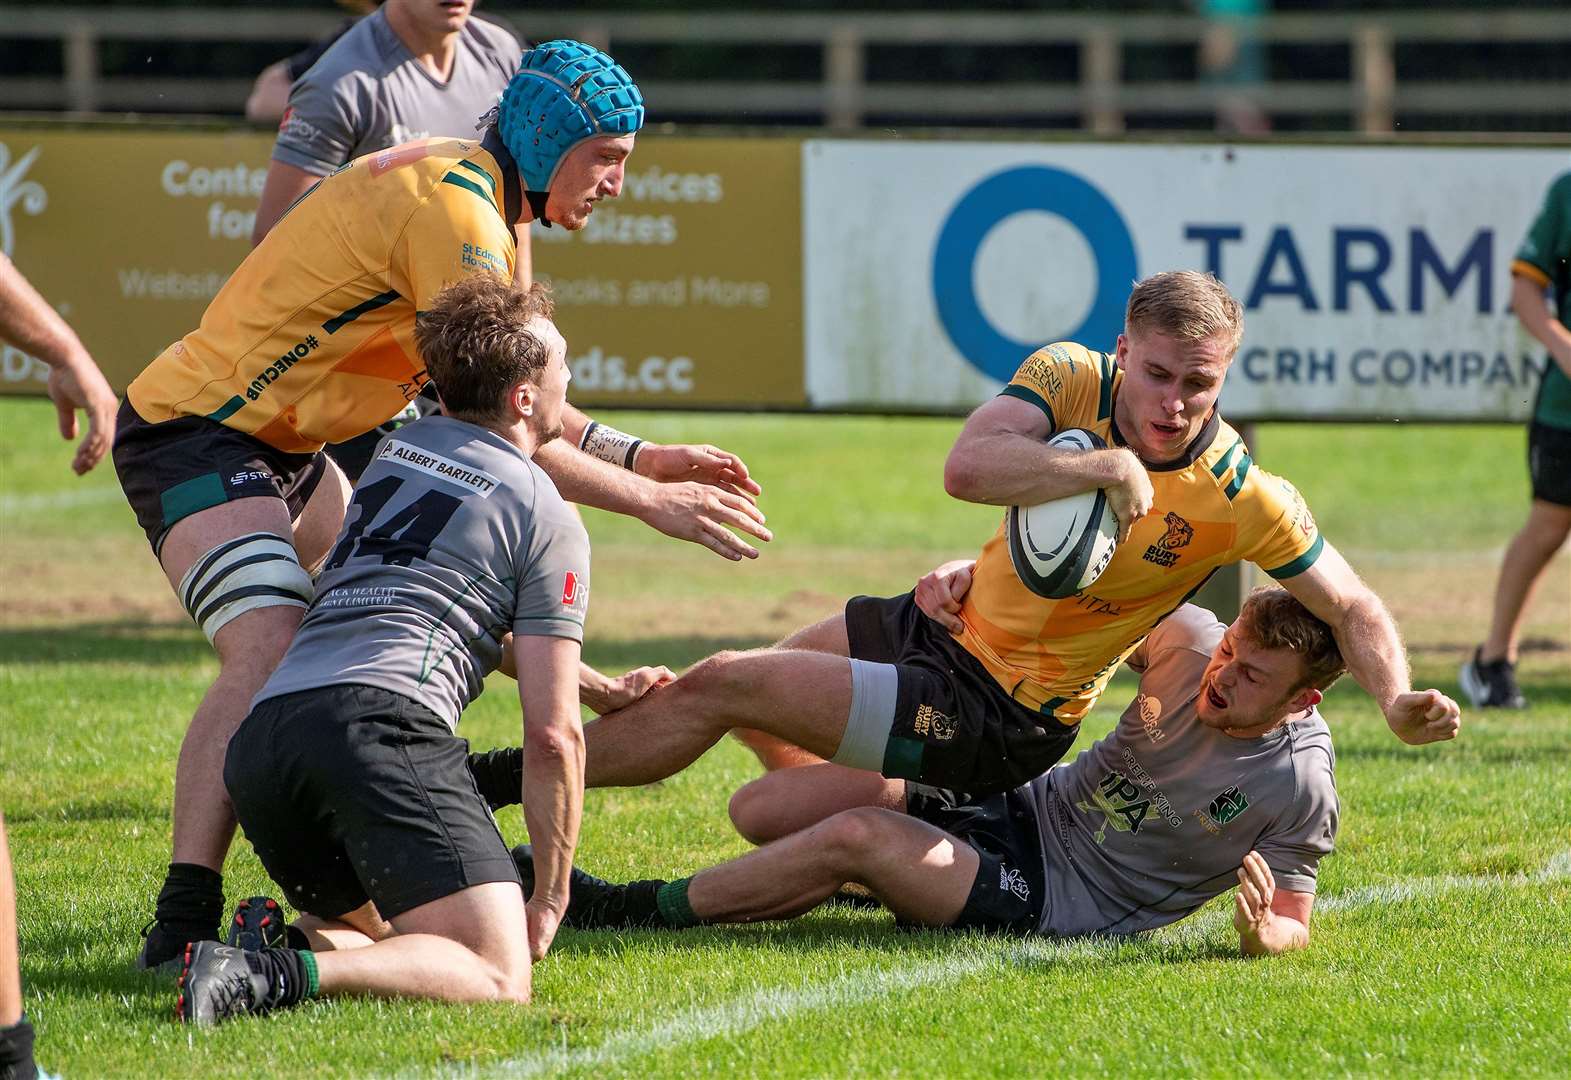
655;877;702;928
297;948;320;999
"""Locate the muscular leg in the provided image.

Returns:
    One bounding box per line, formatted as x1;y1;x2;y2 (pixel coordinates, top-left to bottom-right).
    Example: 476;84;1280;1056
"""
1482;499;1571;663
728;763;904;844
146;462;350;959
292;901;394;953
583;646;855;788
685;807;978;928
733;613;852;770
312;882;532;1004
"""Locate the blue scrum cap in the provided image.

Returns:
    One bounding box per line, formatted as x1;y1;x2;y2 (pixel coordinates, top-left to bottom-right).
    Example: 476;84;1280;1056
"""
497;40;644;194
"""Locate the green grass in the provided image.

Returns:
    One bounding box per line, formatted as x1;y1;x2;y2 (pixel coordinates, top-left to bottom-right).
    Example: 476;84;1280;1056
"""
2;399;1568;1077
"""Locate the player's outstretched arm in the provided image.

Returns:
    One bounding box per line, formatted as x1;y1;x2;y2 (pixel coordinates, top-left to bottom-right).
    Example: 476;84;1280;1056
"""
534;439;772;561
514;634;587;962
944;396;1153;541
1278;540;1460;745
560;402;763;501
0;254;118;475
1233;852;1312;957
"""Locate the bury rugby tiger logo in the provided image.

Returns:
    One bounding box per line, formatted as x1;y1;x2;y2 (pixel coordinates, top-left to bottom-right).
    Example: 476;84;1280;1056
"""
1143;512;1194;568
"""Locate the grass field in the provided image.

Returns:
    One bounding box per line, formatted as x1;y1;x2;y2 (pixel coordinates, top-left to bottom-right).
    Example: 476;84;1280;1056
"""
1;398;1568;1078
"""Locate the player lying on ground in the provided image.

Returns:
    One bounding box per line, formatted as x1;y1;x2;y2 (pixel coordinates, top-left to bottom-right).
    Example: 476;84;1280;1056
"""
516;588;1456;953
564;272;1459;803
175;276;668;1025
115;41;770;974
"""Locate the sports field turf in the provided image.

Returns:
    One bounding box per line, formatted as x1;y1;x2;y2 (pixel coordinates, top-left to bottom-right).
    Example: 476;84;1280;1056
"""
1;398;1567;1077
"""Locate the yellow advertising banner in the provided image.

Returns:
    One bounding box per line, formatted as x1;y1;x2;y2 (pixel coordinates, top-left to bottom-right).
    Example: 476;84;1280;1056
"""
0;125;804;408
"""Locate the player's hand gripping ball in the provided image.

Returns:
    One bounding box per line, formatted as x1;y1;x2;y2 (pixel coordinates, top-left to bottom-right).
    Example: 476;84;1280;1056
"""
1006;429;1120;599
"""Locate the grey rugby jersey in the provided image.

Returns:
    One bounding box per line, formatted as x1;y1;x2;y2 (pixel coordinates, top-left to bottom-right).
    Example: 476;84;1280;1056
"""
273;8;523;177
1028;605;1338;937
255;416;588;730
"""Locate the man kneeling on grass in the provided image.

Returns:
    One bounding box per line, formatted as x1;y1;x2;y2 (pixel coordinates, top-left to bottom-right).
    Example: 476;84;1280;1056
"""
519;582;1454;953
176;275;668;1025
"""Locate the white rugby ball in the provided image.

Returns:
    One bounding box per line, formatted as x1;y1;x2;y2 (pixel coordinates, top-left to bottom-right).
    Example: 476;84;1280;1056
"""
1006;429;1119;599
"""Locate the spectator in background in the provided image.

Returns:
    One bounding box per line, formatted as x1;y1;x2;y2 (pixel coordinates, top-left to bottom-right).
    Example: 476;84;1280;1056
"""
1197;0;1271;136
250;0;526;480
1461;171;1571;709
244;1;381;126
0;252;118;475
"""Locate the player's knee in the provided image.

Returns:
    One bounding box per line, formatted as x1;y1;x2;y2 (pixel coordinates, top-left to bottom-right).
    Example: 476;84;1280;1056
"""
681;650;748;698
486;955;532;1004
212;603;305;671
817;807;897;867
728;779;776;843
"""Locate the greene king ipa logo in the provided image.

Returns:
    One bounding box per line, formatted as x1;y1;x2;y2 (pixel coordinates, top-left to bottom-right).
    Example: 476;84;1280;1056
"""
0;142;47;257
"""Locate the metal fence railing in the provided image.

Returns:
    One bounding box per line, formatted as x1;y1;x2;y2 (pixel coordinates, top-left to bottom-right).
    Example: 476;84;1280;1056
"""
2;7;1570;133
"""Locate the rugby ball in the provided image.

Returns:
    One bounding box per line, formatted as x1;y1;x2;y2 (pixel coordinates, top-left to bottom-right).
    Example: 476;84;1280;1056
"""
1006;429;1119;599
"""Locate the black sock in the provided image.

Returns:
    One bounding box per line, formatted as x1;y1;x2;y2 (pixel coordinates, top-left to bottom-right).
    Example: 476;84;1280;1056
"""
467;747;524;809
0;1016;38;1080
247;947;315;1010
153;862;224;940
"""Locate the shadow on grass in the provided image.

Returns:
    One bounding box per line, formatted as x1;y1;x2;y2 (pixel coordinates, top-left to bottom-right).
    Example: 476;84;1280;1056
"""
5;797;165;825
0;620;207;667
0;620;775;675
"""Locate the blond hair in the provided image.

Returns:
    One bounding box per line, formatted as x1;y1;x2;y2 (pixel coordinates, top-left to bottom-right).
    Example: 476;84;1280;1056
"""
1124;270;1245;356
1234;586;1347;693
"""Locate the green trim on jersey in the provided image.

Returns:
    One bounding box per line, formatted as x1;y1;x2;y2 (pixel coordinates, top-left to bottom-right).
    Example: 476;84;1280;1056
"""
441;171;499;213
1265;533;1324;581
321;289;402;335
999;383;1056;430
205;395;245;423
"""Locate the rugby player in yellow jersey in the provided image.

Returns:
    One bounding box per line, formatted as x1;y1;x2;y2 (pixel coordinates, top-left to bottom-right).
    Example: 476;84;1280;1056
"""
556;271;1458;801
113;41;769;973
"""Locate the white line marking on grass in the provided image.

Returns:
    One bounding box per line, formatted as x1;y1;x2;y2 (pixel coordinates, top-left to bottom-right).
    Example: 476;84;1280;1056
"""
0;487;121;514
469;855;1571;1079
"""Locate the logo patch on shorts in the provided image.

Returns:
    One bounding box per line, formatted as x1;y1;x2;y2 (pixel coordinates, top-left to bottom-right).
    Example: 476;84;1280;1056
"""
912;703;956;741
999;865;1031;901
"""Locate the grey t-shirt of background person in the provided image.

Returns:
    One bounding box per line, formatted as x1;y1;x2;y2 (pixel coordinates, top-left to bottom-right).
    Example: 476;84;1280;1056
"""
1027;604;1339;938
255;415;589;731
272;7;523;177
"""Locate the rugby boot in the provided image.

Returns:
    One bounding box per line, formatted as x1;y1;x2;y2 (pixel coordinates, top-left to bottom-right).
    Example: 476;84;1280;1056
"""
1459;648;1528;709
226;896;287;952
175;942;280;1026
510;844;667;929
135;920;205;977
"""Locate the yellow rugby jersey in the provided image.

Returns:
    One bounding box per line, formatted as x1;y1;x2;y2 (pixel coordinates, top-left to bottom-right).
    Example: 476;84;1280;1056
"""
127;138;517;454
955;341;1323;722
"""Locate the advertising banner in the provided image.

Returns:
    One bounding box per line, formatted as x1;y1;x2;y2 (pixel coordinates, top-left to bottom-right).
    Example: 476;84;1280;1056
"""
803;140;1569;420
0;127;803;407
0;127;274;395
532;138;804;408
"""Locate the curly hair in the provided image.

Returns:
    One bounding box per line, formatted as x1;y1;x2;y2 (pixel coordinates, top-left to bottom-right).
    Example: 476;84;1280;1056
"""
414;276;556;425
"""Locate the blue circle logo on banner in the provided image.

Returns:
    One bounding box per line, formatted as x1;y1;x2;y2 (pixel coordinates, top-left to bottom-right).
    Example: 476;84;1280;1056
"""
932;165;1138;383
